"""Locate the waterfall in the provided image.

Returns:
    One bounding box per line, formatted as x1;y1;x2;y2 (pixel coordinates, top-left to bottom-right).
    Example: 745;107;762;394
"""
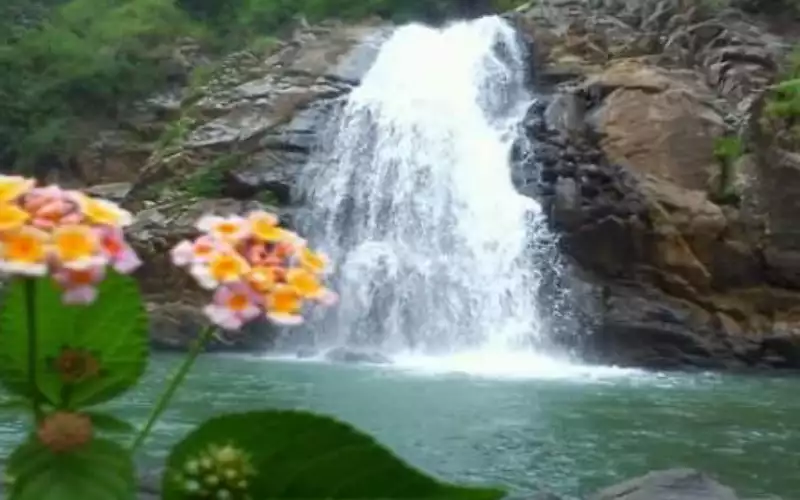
297;16;560;362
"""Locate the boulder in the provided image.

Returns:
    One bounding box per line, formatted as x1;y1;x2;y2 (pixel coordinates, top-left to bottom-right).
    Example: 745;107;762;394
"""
515;0;800;370
323;347;392;365
149;302;277;352
584;61;727;192
590;469;740;500
127;20;384;205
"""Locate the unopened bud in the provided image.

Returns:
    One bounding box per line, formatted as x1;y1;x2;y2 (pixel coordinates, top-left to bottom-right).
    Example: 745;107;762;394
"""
37;412;92;453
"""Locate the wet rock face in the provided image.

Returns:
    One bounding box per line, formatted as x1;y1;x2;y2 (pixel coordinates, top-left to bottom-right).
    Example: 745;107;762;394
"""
513;0;800;370
111;21;387;349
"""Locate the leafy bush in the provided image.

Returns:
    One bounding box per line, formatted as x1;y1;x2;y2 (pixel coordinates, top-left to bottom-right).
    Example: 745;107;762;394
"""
0;0;205;172
181;153;244;198
761;46;800;148
0;0;522;175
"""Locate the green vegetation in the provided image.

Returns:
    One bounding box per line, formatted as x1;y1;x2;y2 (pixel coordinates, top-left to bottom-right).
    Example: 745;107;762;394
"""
733;0;800;17
181;152;244;198
0;0;518;175
762;46;800;148
712;135;744;205
0;0;206;173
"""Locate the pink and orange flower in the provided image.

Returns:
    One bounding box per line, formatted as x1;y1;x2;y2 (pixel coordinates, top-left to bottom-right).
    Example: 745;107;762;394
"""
171;209;337;330
0;174;140;303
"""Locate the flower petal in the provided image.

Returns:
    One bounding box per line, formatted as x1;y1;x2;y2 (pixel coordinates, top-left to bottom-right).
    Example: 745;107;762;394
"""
266;312;304;326
79;197;133;227
0;176;35;203
0;203;30;231
62;286;98;305
52;225;99;265
203;304;243;331
170;240;194;267
0;261;47;277
196;215;225;233
190;264;219;290
112;246;142;274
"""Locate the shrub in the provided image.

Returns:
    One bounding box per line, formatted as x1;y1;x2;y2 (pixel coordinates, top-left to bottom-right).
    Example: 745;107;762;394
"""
0;0;204;172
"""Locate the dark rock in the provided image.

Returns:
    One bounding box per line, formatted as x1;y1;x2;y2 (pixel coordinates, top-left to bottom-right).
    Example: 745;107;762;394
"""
581;284;728;369
328;29;386;83
296;346;319;359
225;149;309;203
323;347;392;365
544;92;586;136
148;303;277;353
552;177;582;228
764;248;800;290
709;240;763;289
590;469;740;500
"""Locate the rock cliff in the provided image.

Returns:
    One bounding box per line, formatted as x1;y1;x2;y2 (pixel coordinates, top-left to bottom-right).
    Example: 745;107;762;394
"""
66;1;800;369
512;0;800;369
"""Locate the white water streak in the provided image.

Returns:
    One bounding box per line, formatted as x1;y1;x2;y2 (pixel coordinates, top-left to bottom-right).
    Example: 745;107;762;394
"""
298;17;556;361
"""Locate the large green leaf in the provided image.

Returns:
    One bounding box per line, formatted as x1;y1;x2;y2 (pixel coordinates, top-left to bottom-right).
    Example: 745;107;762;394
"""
7;436;136;500
0;272;148;408
85;410;137;435
163;410;505;500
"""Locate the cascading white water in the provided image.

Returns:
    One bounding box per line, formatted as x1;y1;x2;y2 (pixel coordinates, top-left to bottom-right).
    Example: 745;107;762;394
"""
298;16;559;363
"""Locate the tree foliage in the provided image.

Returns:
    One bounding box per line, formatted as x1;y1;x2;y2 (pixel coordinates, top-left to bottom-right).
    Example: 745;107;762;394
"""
0;0;514;174
0;0;204;173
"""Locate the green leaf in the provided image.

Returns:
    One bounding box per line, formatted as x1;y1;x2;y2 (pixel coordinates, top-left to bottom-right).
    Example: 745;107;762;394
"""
86;411;137;434
8;437;136;500
0;272;149;409
163;410;505;500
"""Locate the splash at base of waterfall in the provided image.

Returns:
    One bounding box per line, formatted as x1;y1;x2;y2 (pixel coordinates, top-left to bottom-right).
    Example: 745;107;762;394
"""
259;349;643;381
388;351;643;380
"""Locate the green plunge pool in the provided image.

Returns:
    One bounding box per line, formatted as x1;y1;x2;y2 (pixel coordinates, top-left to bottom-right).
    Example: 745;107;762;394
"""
2;354;798;499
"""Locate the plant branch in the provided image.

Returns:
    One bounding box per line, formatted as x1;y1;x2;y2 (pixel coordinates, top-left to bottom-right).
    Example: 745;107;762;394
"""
130;324;216;453
24;279;43;423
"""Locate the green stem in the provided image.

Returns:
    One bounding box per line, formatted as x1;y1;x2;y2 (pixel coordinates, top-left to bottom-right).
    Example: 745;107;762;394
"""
130;325;216;453
24;279;43;422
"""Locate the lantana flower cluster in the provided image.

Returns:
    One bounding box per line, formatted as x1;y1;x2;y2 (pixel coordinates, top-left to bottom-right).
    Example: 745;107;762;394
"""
0;175;140;304
170;211;336;330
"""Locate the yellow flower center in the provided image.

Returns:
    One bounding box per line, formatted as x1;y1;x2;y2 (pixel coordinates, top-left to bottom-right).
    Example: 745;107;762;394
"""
216;222;241;236
249;212;283;242
194;242;214;258
3;228;47;263
299;247;327;273
209;254;249;282
53;225;98;262
226;293;251;312
248;266;280;292
286;268;322;298
82;201;113;225
0;204;30;231
66;269;96;285
267;285;301;314
253;226;285;242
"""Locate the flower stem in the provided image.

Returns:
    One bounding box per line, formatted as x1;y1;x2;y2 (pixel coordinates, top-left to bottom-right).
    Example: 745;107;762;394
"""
130;325;216;453
24;279;43;423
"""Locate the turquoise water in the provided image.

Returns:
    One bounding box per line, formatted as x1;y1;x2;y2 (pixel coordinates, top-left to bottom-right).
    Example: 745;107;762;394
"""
2;354;798;499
